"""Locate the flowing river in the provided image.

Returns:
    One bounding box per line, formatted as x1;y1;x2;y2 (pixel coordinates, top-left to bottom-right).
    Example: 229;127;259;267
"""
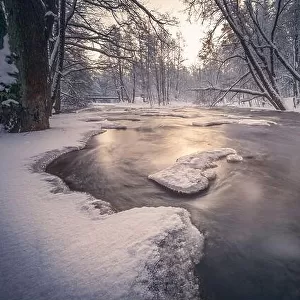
47;107;300;300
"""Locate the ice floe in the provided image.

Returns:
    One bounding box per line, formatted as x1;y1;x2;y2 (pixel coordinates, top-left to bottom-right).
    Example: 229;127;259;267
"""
149;148;242;194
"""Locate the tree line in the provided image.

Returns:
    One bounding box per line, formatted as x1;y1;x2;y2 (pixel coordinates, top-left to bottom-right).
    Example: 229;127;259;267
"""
0;0;195;132
2;0;299;133
185;0;300;110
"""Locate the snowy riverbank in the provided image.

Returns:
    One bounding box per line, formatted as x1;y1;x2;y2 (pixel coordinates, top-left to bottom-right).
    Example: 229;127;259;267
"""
0;109;204;300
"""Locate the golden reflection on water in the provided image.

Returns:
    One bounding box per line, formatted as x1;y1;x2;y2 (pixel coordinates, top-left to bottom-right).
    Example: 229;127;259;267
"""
94;118;229;175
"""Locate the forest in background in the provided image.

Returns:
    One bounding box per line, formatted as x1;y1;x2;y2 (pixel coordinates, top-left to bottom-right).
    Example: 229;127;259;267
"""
0;0;300;132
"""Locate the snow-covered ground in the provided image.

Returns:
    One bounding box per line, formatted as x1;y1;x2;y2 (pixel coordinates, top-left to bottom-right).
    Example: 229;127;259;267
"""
228;97;300;113
0;109;204;300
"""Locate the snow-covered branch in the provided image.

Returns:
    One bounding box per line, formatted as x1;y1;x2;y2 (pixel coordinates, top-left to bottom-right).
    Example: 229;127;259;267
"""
190;86;267;98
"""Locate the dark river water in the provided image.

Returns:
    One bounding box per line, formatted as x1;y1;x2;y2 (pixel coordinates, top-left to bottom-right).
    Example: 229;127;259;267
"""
47;107;300;300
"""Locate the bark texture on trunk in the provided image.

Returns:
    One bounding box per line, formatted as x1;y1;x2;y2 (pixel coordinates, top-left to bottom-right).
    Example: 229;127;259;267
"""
4;0;50;131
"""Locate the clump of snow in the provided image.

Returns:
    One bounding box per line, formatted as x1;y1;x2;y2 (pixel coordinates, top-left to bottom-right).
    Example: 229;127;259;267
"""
177;148;237;167
0;35;18;91
0;110;203;299
84;117;106;122
45;10;57;18
227;154;243;163
192;118;277;127
237;119;277;126
1;98;19;107
201;169;217;180
99;119;127;129
149;148;239;194
220;114;251;119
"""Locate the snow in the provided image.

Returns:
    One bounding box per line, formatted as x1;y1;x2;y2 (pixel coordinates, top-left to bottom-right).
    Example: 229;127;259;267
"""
220;114;251;119
192;118;277;127
45;10;57;18
227;154;243;163
149;148;239;194
140;112;188;118
237;119;277;126
0;110;204;300
98;119;127;129
282;97;300;112
201;169;217;180
1;98;19;106
192;120;232;126
149;164;210;194
177;148;237;167
0;35;18;91
227;97;300;113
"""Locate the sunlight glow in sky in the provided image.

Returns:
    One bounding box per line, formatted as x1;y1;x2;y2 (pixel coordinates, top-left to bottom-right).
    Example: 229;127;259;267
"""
146;0;205;66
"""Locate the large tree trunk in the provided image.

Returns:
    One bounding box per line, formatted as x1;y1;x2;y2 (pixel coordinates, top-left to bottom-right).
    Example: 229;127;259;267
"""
4;0;50;131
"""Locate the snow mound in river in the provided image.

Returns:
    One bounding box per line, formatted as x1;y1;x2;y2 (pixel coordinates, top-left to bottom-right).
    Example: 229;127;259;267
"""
149;164;210;194
149;148;240;194
99;119;127;129
227;154;243;162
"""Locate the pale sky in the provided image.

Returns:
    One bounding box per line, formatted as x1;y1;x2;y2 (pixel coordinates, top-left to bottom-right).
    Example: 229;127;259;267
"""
145;0;205;66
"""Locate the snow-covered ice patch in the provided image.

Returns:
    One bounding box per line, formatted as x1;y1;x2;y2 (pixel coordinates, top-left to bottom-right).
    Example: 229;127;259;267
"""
99;119;127;129
237;119;277;126
220;114;251;119
140;112;188;118
227;154;243;163
149;148;240;194
177;148;237;167
193;118;277;127
84;117;106;122
149;164;210;194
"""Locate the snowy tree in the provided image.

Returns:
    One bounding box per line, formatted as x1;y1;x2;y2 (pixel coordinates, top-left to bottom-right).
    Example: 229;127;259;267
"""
0;0;176;132
186;0;300;110
2;0;50;131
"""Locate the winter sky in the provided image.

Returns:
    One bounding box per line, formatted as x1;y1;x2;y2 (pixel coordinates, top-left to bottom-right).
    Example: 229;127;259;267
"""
146;0;205;66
